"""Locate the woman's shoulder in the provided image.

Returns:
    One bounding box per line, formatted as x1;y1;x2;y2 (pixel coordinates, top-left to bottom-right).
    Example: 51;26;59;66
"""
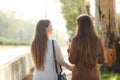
48;38;57;41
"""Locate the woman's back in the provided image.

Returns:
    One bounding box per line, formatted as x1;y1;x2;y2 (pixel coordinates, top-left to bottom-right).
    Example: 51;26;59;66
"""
31;19;72;80
68;14;105;80
69;36;104;80
33;39;57;80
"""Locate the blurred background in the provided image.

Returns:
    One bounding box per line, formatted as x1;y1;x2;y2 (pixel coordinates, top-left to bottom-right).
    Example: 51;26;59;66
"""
0;0;120;46
0;0;69;46
0;0;120;80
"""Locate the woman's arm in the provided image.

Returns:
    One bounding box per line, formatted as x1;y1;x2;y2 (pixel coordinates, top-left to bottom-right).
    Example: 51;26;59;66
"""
54;40;73;70
68;38;78;64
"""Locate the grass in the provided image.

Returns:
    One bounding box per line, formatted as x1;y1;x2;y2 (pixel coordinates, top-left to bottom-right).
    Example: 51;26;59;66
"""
101;72;120;80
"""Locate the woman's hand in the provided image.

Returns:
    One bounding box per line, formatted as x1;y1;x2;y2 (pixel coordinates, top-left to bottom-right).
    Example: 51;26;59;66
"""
65;63;74;71
69;65;74;71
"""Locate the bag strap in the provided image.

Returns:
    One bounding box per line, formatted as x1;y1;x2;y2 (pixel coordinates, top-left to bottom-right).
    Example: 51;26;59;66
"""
52;40;59;76
52;40;63;75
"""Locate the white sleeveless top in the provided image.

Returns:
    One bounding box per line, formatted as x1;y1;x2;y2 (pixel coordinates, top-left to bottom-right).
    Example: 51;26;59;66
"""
33;38;66;80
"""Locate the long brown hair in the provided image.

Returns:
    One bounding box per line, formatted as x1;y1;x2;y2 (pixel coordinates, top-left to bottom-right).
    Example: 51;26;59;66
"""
74;14;101;66
31;20;50;70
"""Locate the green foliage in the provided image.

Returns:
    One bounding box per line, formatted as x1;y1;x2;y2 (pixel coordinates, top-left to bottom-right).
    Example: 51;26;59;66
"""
117;13;120;35
0;37;29;45
59;0;81;37
0;10;34;45
96;27;102;35
100;71;120;80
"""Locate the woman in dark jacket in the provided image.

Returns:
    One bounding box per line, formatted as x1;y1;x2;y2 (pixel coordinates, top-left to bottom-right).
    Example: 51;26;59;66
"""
68;14;105;80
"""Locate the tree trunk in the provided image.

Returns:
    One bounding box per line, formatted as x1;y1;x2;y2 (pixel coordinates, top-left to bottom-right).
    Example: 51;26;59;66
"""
80;0;87;14
96;0;120;73
95;0;100;28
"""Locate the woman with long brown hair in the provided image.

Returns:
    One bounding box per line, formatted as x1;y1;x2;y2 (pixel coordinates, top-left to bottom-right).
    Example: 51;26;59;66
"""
31;19;72;80
68;14;105;80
